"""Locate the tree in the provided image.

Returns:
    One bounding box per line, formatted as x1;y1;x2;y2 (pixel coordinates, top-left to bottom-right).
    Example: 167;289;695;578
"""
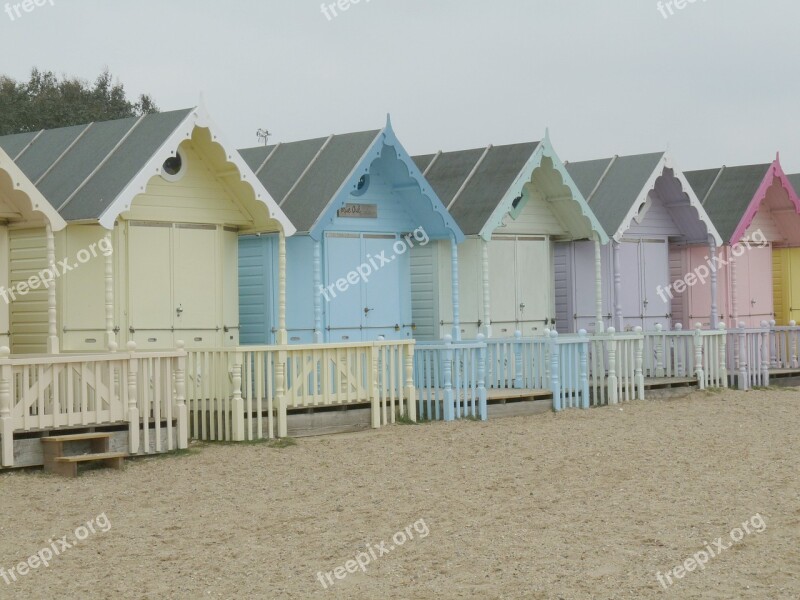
0;68;159;135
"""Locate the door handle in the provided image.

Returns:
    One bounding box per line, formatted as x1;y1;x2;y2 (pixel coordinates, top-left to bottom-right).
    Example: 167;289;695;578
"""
364;307;373;315
176;305;184;317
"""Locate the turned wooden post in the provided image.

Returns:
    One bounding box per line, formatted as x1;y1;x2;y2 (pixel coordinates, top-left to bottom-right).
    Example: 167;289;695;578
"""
694;322;705;390
275;348;288;438
578;330;590;409
769;320;779;369
760;321;770;387
174;341;188;449
737;322;748;390
634;326;645;400
791;320;799;369
654;323;665;378
476;334;488;420
550;330;562;411
607;327;618;405
127;341;140;454
0;347;13;467
370;344;381;428
403;342;417;422
718;323;728;388
231;351;245;441
442;335;455;421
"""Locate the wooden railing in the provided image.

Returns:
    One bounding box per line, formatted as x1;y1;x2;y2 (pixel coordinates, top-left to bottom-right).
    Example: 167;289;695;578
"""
414;337;487;421
588;328;644;406
769;321;800;370
186;340;416;441
644;323;728;389
0;343;188;468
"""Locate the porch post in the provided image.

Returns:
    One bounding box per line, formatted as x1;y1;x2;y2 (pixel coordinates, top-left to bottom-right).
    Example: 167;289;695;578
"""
709;235;718;328
46;224;59;354
104;239;115;351
613;241;623;331
594;235;604;334
313;239;323;343
481;239;492;338
450;235;461;341
277;230;288;345
730;250;738;327
0;347;13;467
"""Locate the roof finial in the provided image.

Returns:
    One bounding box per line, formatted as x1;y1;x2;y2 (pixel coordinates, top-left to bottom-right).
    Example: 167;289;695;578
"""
385;113;393;130
198;91;206;111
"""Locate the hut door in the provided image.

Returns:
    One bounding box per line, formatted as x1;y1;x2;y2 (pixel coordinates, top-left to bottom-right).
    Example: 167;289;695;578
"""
326;234;364;342
364;235;406;340
641;239;670;330
516;237;551;335
128;223;174;349
732;245;773;326
488;238;518;336
790;250;800;323
174;224;219;348
618;241;643;329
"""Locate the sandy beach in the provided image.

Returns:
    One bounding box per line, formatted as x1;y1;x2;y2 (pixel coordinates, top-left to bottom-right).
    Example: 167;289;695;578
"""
0;388;798;599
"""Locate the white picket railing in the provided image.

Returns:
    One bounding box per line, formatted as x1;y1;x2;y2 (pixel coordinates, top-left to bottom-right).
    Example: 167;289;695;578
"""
0;343;188;468
769;321;800;370
414;337;487;421
186;340;416;441
587;328;644;406
643;323;728;389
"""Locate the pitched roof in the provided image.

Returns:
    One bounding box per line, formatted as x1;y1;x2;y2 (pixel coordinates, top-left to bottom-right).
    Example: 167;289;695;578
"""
412;143;539;236
684;164;771;242
565;152;665;236
788;173;800;196
0;109;193;221
0;107;294;233
240;130;381;232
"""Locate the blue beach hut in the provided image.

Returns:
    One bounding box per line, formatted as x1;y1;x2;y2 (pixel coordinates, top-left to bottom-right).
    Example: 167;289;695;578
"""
238;117;464;344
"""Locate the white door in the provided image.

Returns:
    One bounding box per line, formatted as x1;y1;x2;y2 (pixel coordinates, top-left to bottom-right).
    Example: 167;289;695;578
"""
488;238;518;336
174;224;218;348
517;237;551;335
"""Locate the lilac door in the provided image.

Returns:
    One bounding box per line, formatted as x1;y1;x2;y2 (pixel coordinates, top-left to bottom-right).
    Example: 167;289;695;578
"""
618;241;643;329
641;239;670;330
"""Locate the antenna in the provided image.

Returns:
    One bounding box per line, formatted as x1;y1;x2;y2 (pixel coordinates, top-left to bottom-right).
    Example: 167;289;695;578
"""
256;128;272;146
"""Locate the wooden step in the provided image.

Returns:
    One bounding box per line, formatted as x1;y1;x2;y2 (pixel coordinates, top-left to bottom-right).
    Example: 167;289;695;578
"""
41;433;112;443
55;452;127;463
47;452;126;478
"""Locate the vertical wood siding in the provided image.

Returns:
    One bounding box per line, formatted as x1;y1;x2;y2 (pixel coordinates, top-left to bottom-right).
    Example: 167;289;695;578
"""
9;228;48;354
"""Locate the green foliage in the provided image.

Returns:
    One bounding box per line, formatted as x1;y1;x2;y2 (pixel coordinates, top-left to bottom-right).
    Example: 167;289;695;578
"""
0;68;159;135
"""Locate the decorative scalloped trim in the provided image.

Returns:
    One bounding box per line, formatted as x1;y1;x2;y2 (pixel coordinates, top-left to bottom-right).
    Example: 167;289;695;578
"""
0;147;67;231
97;104;296;235
478;136;609;244
308;121;464;243
614;153;722;246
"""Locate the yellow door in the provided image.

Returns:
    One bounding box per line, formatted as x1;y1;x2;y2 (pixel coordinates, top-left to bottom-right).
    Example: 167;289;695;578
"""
128;223;174;349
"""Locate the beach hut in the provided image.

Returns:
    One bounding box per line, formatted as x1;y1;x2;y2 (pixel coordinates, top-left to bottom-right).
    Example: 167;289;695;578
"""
564;152;722;332
0;104;295;353
238;117;463;344
682;159;800;327
411;133;608;340
0;146;67;352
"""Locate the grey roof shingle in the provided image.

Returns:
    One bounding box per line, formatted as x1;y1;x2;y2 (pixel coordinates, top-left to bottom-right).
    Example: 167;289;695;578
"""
0;108;194;220
685;164;770;242
240;131;381;232
412;143;539;235
565;153;664;236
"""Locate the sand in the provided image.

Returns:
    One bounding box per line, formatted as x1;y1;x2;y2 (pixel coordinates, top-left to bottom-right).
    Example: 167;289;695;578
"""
0;387;798;599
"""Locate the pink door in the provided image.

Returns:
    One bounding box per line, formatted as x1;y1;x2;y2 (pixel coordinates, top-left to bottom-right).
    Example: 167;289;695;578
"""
730;245;773;327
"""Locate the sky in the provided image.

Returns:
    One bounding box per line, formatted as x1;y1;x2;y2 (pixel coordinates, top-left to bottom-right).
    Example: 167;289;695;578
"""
1;0;799;172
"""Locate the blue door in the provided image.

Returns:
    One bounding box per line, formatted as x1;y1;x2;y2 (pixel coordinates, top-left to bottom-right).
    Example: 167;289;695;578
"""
364;235;408;340
325;234;364;342
239;235;276;345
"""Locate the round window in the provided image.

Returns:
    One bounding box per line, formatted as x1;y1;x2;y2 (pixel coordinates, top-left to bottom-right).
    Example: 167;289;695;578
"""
352;174;370;197
160;151;186;181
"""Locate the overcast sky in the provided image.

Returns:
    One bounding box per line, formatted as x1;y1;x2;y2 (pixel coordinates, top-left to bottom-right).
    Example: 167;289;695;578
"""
2;0;799;172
